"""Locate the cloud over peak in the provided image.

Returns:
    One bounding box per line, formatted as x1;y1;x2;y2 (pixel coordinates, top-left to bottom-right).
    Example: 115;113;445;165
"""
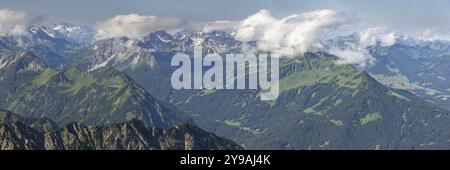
0;9;41;36
358;27;397;47
95;14;182;39
233;9;350;56
201;9;352;56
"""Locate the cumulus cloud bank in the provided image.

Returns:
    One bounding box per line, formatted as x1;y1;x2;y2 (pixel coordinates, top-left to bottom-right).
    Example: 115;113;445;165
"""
95;14;182;39
202;9;387;67
0;8;407;68
233;9;350;56
0;9;40;35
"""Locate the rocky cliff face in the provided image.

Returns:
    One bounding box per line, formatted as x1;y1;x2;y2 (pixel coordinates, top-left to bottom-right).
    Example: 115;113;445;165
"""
0;111;242;150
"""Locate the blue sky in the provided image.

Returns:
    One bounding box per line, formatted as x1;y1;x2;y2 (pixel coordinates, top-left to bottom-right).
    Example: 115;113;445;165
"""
2;0;450;32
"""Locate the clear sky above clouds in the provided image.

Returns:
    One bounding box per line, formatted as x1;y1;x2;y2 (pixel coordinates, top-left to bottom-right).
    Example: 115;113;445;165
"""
1;0;450;32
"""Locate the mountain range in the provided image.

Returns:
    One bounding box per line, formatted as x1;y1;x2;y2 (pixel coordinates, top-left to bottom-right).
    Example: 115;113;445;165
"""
1;23;450;149
367;41;450;110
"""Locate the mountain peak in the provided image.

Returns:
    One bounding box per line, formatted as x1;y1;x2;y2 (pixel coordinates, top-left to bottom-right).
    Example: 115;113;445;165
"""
0;49;47;71
3;55;193;128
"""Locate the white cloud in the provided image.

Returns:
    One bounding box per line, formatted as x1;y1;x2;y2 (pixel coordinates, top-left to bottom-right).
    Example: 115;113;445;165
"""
0;9;40;36
198;9;413;67
358;27;397;46
199;9;390;67
233;9;277;42
420;28;450;41
95;14;182;39
329;47;375;68
231;9;350;56
380;32;397;46
325;27;397;67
